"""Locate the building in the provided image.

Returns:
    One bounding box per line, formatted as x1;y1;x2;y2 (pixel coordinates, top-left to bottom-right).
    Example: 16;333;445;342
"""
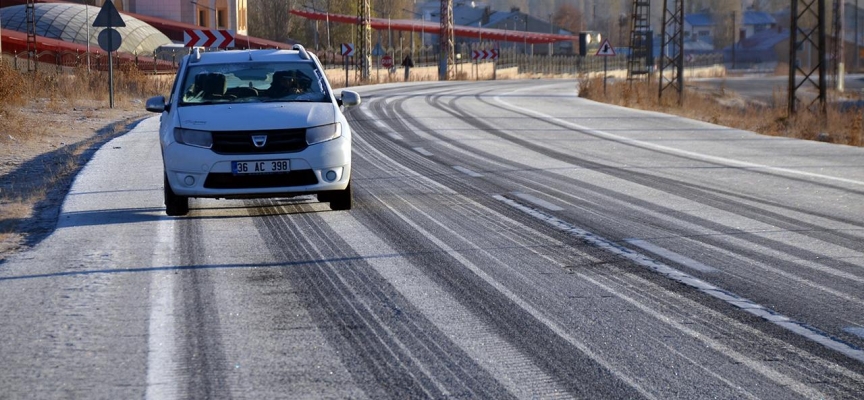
418;2;574;56
115;0;248;36
684;10;777;49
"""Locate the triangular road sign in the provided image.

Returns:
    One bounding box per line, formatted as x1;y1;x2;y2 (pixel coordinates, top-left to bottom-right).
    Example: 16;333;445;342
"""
93;1;126;28
595;39;616;56
372;42;385;57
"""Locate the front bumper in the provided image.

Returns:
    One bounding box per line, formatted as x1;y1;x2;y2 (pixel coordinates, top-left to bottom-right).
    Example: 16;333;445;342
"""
163;136;350;198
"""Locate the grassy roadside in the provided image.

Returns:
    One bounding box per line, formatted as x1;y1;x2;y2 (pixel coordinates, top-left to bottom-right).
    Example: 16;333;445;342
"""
0;61;170;255
576;73;863;147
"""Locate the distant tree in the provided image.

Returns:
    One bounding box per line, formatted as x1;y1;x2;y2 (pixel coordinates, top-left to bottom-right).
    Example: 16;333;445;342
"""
750;0;789;12
709;1;743;50
248;0;297;44
553;4;584;34
367;0;413;51
297;0;363;51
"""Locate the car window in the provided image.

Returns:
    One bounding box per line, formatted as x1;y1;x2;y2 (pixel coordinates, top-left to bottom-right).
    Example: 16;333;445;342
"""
179;61;330;105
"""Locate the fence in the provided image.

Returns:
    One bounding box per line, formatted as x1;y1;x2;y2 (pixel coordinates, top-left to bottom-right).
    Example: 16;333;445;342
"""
2;48;726;82
5;49;183;74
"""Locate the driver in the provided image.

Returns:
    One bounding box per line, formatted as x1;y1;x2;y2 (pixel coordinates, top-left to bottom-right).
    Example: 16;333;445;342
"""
268;70;304;98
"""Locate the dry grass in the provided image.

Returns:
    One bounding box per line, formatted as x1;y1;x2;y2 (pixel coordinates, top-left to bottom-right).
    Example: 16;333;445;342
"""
1;60;159;256
577;74;864;147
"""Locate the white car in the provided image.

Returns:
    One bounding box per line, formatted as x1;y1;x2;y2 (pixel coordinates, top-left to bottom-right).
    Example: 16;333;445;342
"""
145;45;360;216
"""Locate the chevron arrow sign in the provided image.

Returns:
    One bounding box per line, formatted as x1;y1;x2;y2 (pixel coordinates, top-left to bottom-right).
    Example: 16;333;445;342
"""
471;49;499;61
184;29;236;48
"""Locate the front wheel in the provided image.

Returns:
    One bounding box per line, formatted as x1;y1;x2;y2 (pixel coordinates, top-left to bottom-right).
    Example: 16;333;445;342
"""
328;182;353;211
164;175;189;216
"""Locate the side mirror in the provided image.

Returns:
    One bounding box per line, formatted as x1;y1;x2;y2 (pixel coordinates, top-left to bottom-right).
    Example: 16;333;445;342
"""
340;90;361;108
145;96;166;113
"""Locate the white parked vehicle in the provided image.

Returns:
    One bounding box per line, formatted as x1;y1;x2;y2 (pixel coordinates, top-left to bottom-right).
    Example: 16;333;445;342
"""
146;45;360;216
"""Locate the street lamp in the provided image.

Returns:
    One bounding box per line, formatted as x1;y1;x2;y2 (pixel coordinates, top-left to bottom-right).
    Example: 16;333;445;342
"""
402;8;427;57
512;15;529;55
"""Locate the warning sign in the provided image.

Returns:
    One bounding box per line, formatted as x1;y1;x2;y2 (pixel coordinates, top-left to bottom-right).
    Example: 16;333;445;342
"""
595;39;616;57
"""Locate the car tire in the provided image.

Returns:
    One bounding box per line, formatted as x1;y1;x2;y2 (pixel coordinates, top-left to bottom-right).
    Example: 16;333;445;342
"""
328;182;352;211
164;175;189;216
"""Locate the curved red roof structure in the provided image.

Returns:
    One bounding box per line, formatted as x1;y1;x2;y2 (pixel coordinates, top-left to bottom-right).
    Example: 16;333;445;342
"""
289;9;577;45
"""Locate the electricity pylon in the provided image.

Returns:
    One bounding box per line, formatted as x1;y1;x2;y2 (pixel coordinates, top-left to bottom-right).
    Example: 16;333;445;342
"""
788;0;827;116
627;1;651;81
659;0;684;102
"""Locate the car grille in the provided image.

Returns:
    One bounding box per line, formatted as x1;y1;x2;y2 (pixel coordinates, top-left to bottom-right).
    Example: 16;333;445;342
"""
211;129;308;154
204;169;318;189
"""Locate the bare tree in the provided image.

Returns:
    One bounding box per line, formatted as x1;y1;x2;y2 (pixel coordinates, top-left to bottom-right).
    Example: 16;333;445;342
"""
553;4;584;34
248;0;297;43
709;1;743;50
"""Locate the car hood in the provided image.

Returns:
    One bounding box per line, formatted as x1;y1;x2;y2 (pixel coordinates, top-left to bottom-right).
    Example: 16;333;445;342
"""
176;102;337;131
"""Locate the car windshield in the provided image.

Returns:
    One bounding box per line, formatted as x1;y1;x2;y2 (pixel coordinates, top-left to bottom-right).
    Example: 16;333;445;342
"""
179;61;330;106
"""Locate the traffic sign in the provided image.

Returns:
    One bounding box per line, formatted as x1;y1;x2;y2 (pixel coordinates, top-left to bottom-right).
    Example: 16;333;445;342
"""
184;29;235;48
372;42;385;57
381;55;393;68
97;28;122;52
341;43;355;57
92;0;125;28
595;39;616;56
471;49;499;61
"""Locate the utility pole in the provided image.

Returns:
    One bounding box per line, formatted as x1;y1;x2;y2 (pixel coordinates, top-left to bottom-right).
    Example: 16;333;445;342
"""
26;0;36;71
789;0;827;117
833;0;845;91
85;1;91;72
659;0;684;103
731;11;737;70
359;0;371;81
439;0;454;80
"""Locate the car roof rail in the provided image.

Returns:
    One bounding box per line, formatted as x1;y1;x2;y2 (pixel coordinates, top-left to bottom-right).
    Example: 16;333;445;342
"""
190;47;203;63
293;44;310;60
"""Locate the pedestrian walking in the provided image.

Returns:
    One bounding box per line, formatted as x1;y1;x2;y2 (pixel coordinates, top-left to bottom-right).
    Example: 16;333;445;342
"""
401;54;414;82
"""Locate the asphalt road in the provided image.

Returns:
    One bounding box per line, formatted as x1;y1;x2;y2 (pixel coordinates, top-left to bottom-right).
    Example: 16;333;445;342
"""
1;80;863;399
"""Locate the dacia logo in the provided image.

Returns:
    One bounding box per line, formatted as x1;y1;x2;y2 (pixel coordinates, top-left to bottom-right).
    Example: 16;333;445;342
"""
252;135;268;148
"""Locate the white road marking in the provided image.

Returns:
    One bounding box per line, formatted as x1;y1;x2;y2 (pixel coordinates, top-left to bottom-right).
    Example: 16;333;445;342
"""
844;327;864;340
496;194;864;364
413;147;434;157
324;211;574;399
625;239;719;273
364;194;655;398
388;132;404;141
453;165;483;177
513;192;564;211
494;91;864;187
145;219;179;400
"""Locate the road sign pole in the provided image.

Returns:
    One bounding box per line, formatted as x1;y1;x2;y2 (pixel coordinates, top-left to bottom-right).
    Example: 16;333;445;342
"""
109;50;114;108
93;0;125;109
345;56;349;87
603;56;608;95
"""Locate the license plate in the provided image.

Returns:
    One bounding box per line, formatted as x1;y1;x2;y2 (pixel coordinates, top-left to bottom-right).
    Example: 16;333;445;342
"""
232;160;290;175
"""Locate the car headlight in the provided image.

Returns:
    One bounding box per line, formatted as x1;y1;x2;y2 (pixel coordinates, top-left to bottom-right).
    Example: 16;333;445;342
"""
173;128;213;149
306;123;342;145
